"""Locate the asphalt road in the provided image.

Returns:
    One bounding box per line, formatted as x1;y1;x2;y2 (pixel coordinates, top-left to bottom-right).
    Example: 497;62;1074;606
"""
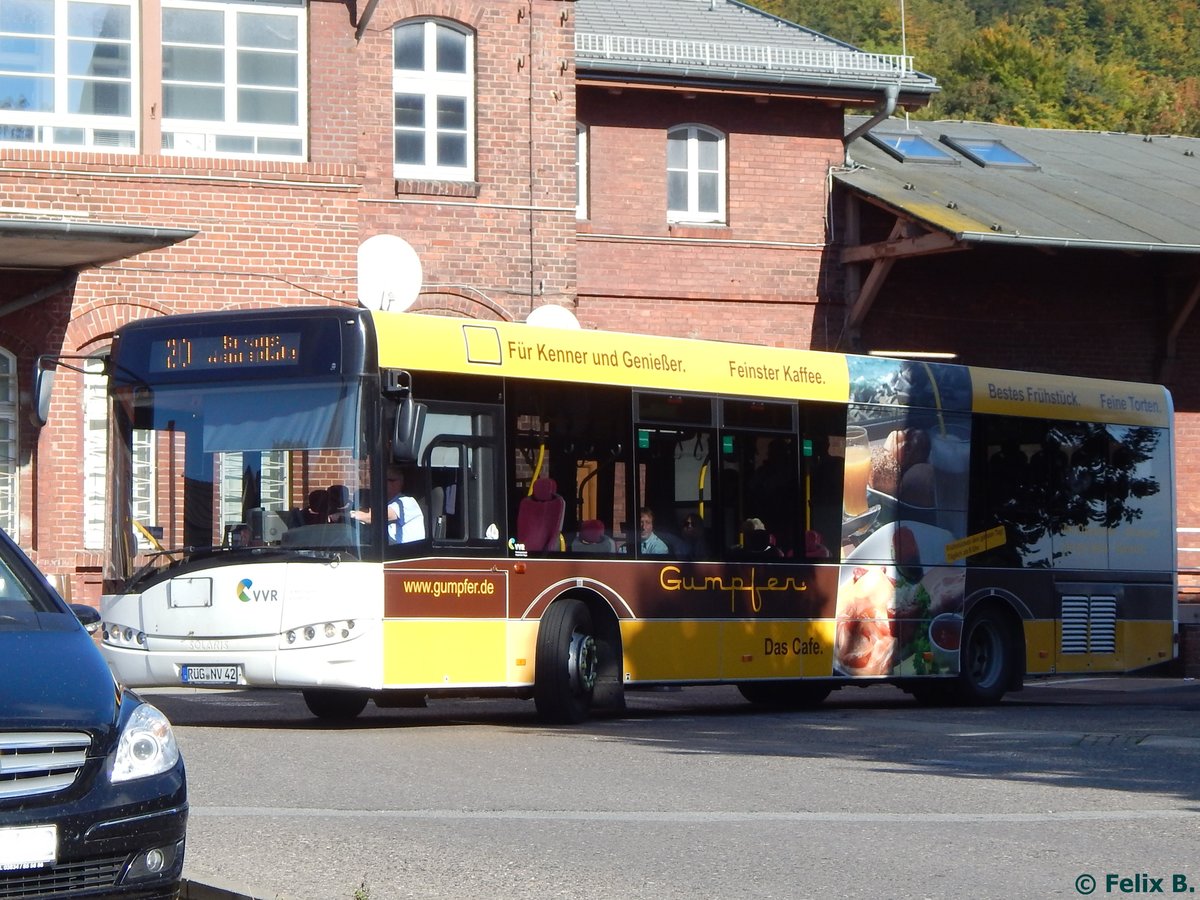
153;677;1200;900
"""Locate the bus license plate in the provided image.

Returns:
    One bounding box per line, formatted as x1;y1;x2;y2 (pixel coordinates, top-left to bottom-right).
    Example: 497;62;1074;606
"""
0;825;56;871
181;664;240;685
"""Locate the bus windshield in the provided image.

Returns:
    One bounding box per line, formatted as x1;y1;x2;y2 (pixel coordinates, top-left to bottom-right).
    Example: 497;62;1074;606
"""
108;376;374;589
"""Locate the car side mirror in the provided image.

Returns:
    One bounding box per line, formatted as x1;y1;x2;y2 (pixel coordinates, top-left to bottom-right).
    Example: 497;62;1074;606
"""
70;603;102;633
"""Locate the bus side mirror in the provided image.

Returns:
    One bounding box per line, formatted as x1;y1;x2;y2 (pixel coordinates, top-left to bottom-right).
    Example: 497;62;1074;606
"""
32;357;56;427
32;354;100;428
392;397;427;463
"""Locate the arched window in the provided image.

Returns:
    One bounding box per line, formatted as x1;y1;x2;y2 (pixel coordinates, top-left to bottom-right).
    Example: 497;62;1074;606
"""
666;124;726;224
83;357;109;549
0;349;17;536
85;354;156;550
393;19;474;181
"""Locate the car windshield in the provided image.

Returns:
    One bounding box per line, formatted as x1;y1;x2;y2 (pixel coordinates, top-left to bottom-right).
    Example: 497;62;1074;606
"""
109;378;376;588
0;546;57;624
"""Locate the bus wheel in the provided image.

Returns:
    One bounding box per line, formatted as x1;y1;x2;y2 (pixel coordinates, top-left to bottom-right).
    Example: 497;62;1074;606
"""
534;599;597;724
957;609;1014;705
302;688;370;721
738;682;831;709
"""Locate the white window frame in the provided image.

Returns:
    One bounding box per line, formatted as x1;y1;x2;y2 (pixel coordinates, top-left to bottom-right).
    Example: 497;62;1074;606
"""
0;349;17;538
576;122;588;219
666;124;726;224
0;0;138;150
160;0;306;160
83;356;108;549
219;449;288;538
86;354;156;553
392;18;474;182
130;426;155;547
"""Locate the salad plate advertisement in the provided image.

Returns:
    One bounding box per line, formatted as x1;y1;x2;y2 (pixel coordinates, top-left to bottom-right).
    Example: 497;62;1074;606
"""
834;521;966;677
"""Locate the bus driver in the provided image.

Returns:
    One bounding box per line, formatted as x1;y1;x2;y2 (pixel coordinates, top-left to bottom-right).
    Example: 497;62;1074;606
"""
351;466;426;543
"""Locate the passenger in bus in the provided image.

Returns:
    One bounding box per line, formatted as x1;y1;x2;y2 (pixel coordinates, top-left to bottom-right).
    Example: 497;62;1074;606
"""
302;489;328;525
230;524;253;548
637;508;669;555
325;484;353;523
350;467;426;543
736;517;782;558
804;529;831;559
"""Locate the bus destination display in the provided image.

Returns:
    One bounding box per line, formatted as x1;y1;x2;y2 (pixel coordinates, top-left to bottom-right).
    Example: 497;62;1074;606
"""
150;332;302;372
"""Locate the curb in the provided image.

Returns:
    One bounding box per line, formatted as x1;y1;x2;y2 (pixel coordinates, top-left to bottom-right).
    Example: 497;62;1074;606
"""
180;879;264;899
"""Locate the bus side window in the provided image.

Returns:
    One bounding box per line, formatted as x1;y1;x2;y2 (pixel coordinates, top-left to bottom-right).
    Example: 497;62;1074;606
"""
786;402;846;561
714;398;803;559
384;399;502;556
421;440;501;548
972;415;1064;569
509;379;632;557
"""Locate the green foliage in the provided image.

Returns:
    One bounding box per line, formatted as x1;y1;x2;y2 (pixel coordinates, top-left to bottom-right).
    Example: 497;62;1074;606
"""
752;0;1200;135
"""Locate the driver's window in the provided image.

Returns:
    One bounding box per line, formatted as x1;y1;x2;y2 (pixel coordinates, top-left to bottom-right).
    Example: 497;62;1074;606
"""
389;404;502;556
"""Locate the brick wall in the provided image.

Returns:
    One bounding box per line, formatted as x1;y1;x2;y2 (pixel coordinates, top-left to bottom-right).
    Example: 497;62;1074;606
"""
1;0;1196;632
358;0;578;317
1177;624;1200;677
576;90;844;344
0;0;578;603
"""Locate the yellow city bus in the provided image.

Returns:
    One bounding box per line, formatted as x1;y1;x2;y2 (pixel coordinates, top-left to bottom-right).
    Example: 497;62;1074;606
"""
88;307;1176;721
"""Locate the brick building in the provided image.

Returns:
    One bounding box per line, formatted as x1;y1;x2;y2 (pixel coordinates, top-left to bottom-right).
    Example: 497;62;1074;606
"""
831;118;1200;563
10;0;1198;626
0;0;935;603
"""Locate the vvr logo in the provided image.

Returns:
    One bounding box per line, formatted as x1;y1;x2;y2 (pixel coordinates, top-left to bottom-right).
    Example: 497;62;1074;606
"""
237;578;279;603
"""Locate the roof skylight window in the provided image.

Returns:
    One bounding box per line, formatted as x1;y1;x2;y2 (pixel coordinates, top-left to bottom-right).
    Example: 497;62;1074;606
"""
866;131;958;164
940;135;1038;169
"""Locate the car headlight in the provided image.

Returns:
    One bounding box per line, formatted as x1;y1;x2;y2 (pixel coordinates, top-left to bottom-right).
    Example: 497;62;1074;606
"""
110;702;181;783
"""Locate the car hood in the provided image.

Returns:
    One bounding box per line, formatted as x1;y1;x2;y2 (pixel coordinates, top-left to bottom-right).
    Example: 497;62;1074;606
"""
0;616;120;734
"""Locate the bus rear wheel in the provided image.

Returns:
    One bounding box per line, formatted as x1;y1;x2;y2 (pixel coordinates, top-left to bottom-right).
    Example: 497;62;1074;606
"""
302;688;370;721
957;608;1014;705
534;599;597;724
738;681;831;709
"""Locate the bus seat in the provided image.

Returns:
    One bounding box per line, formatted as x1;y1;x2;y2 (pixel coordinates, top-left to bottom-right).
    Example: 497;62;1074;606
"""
571;519;615;552
517;478;565;551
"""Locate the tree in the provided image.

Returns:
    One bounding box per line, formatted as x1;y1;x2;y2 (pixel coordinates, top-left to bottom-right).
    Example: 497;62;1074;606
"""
750;0;1200;136
756;0;905;53
939;22;1066;126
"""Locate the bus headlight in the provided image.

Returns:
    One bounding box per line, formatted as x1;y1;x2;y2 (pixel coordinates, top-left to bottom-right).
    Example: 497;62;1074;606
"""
279;618;358;649
104;622;147;649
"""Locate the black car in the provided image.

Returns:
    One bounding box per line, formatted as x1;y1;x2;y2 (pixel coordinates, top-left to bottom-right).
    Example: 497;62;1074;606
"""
0;528;187;899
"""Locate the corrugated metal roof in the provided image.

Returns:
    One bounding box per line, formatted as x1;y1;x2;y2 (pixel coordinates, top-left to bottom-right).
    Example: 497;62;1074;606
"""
836;118;1200;253
575;0;938;100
